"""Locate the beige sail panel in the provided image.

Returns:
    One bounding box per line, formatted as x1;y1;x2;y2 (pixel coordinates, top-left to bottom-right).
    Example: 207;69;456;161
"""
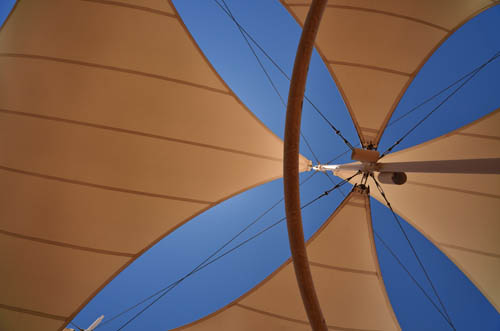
281;0;492;146
370;109;500;309
284;0;491;30
0;309;65;331
176;304;311;331
0;1;312;330
0;0;224;90
104;0;176;15
377;174;499;253
240;262;397;330
458;107;500;136
238;263;308;322
0;56;283;158
440;246;500;310
0;169;205;253
307;192;377;272
312;263;398;330
290;6;444;73
0;113;283;203
331;64;409;145
0;235;129;317
176;192;399;331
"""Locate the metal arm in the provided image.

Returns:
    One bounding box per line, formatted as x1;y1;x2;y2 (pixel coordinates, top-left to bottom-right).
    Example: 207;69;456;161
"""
313;158;500;175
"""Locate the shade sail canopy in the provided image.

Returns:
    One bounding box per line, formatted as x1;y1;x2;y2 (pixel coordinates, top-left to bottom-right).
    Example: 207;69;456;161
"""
1;0;498;330
280;0;495;147
0;0;310;330
175;190;400;331
164;1;498;330
172;111;500;331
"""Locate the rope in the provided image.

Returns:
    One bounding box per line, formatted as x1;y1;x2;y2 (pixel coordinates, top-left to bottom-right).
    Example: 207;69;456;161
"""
370;174;456;330
373;231;456;329
386;59;493;128
380;51;500;159
214;0;355;151
99;173;319;329
68;321;84;331
111;172;358;330
217;0;346;193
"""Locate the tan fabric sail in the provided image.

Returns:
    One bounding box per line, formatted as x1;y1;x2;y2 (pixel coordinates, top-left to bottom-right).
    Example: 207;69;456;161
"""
370;109;500;311
0;1;310;330
175;190;400;331
280;0;495;148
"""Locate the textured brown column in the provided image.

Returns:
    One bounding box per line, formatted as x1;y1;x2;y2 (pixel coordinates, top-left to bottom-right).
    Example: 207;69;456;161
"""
283;1;328;331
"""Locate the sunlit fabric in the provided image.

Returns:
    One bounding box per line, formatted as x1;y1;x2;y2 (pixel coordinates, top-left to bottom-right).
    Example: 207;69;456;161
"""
168;1;499;330
175;191;400;331
281;0;494;147
1;0;499;330
0;0;310;330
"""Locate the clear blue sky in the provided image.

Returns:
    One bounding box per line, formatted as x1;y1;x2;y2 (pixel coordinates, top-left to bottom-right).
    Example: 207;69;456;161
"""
1;1;499;330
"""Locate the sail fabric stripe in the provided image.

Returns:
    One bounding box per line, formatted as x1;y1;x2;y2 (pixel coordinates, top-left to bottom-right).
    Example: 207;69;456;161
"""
323;5;450;32
0;304;68;321
309;261;377;276
326;60;413;77
235;304;311;327
0;53;230;95
456;132;500;141
0;108;282;163
0;165;213;204
407;181;500;199
79;0;176;17
438;243;500;259
0;230;136;257
287;3;450;32
236;304;384;331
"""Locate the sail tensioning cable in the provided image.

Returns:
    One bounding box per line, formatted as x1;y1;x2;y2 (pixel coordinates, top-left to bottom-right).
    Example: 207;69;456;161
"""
373;231;456;328
217;0;318;160
380;51;500;159
217;0;342;192
387;54;500;128
213;0;355;152
95;171;352;330
370;174;456;330
110;173;357;330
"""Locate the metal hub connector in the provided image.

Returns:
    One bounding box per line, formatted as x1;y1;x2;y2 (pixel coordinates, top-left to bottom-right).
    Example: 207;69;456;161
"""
353;183;370;194
312;162;407;185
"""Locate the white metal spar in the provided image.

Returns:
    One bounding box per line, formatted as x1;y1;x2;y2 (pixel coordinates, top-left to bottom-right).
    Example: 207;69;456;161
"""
63;315;103;331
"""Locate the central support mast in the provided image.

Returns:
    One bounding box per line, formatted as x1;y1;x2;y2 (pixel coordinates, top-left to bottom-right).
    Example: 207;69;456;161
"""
283;1;328;331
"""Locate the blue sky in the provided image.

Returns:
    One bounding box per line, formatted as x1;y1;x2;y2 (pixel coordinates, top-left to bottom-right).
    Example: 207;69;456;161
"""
1;1;499;330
